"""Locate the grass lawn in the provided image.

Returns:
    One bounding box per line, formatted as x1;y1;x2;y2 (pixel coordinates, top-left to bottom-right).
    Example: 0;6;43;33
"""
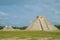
0;31;60;40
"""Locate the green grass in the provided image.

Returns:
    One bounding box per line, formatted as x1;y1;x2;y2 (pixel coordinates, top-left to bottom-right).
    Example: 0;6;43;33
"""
0;31;60;40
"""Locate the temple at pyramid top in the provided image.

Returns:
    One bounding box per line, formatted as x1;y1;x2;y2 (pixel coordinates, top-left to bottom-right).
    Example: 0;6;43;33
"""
26;16;59;31
37;16;44;18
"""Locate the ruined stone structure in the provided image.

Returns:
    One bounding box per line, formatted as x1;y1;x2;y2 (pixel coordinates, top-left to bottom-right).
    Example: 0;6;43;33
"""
1;26;21;31
2;26;14;31
26;16;59;31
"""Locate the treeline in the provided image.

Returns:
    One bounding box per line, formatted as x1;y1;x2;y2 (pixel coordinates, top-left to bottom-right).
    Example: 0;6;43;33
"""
0;26;28;30
12;26;28;30
0;26;5;30
0;25;60;30
55;25;60;29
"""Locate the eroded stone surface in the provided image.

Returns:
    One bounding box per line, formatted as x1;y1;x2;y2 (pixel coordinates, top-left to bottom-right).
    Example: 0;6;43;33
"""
26;16;59;31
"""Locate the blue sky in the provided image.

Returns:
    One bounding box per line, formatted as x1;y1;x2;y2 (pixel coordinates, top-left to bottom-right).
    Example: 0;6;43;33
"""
0;0;60;27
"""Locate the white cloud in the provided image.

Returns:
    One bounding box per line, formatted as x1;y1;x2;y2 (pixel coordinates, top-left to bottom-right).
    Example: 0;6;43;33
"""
13;16;19;18
24;4;43;12
0;11;8;16
55;11;60;15
11;22;20;25
0;23;5;24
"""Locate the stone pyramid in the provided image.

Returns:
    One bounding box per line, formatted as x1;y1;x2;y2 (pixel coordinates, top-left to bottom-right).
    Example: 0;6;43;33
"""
26;16;59;31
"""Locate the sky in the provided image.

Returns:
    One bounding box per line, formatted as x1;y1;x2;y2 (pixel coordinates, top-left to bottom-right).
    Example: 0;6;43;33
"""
0;0;60;27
